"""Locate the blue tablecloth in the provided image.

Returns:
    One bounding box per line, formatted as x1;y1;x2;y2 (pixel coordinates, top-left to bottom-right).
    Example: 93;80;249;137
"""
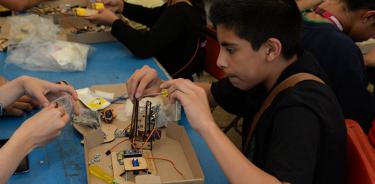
0;42;228;184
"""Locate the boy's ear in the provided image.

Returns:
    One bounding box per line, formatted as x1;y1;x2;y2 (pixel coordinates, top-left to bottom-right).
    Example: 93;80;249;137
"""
361;10;375;25
263;38;282;62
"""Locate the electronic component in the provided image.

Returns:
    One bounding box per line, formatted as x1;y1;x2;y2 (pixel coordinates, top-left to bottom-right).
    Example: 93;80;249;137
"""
27;4;62;16
73;7;98;17
160;89;169;97
130;100;158;150
90;2;105;10
114;128;129;138
100;109;115;123
0;5;11;17
123;157;148;175
114;149;143;164
132;158;139;167
124;149;143;158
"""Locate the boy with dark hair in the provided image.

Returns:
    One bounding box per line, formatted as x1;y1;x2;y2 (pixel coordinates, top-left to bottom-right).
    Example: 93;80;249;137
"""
301;0;375;132
126;0;346;183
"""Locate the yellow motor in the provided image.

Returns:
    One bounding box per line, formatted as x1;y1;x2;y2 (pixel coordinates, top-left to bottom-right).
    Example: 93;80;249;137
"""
0;5;11;17
91;2;105;10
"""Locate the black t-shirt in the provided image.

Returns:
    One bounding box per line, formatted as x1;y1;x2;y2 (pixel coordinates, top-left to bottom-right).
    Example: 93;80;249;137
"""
211;51;346;184
301;20;375;132
111;2;204;79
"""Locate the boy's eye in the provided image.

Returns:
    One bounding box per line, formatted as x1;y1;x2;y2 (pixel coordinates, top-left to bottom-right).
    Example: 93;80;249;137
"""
226;47;236;54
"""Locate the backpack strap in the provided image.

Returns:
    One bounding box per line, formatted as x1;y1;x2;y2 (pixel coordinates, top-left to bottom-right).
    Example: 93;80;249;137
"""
243;72;325;153
172;37;201;77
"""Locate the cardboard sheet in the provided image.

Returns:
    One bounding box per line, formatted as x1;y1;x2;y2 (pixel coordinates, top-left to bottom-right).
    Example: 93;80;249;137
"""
74;83;204;184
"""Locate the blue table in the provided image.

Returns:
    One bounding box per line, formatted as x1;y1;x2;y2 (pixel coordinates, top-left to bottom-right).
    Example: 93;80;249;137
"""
0;42;228;184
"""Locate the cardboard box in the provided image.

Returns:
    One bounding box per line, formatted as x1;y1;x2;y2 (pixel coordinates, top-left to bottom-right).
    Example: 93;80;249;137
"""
0;18;9;51
73;84;204;184
58;16;116;44
0;18;9;37
8;0;152;44
29;0;116;44
27;0;88;21
39;0;87;7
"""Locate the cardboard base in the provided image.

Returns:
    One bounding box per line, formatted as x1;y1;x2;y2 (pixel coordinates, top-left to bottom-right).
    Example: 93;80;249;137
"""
112;150;158;184
27;0;116;44
58;16;116;44
74;83;204;184
0;18;9;51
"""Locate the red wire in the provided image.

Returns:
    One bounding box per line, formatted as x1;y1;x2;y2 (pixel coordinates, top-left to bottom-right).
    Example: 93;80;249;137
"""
130;128;158;150
109;139;129;151
145;157;185;178
108;124;133;151
109;127;184;178
155;129;161;138
141;128;156;148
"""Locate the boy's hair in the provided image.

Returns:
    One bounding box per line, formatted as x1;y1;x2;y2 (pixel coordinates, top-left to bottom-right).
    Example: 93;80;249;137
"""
209;0;302;59
341;0;375;11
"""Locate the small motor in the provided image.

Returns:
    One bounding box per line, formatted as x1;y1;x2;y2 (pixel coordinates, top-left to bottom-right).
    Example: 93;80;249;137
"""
100;109;115;123
0;5;11;17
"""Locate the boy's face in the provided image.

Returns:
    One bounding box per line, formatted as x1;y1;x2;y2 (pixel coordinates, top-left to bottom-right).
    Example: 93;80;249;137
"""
349;20;375;42
349;11;375;42
216;25;268;90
